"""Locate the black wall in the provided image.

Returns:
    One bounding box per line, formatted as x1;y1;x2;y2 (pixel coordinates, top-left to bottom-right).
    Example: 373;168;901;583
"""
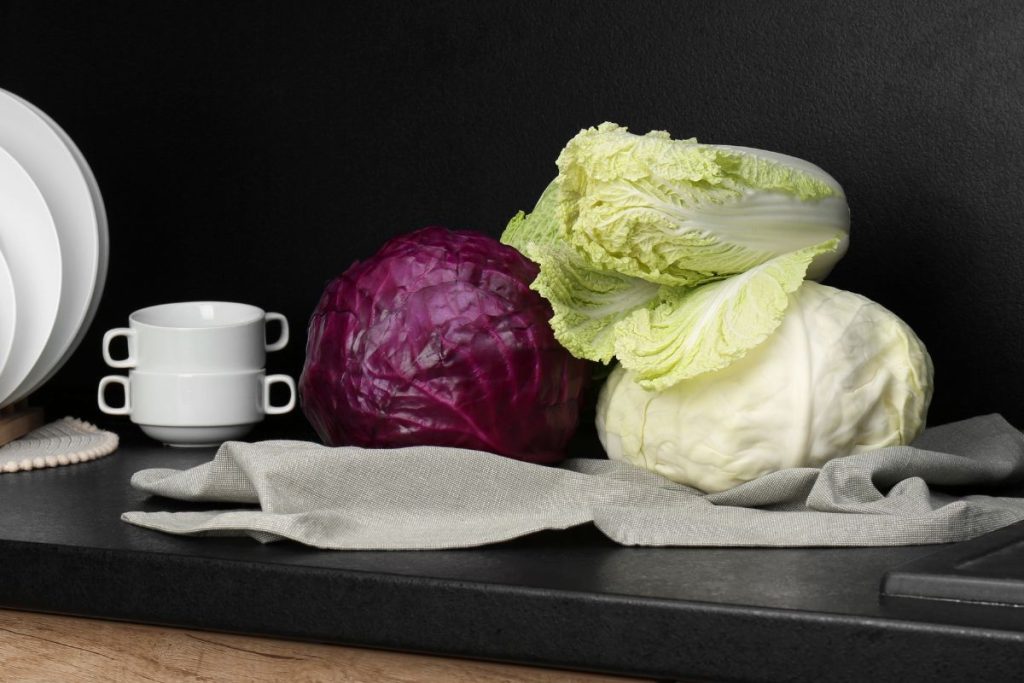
2;0;1023;440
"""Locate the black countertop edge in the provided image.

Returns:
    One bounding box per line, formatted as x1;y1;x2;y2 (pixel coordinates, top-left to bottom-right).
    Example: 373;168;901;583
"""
882;519;1024;607
3;538;1024;682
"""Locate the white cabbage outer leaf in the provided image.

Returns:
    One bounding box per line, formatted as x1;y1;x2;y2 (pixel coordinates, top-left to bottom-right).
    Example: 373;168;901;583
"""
596;282;934;493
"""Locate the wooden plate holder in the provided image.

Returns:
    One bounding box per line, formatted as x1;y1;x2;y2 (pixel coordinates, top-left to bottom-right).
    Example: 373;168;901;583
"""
0;402;45;447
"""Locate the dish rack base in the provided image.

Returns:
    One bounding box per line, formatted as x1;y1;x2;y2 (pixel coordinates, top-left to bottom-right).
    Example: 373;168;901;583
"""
0;404;45;447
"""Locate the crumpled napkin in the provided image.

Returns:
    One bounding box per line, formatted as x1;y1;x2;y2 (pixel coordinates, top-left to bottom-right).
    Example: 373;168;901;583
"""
121;414;1024;550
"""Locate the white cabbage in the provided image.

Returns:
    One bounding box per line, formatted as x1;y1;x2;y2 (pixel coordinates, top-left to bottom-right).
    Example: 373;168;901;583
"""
596;282;933;493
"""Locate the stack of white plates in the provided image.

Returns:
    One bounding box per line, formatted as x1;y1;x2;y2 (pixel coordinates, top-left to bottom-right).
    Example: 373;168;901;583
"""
0;88;109;409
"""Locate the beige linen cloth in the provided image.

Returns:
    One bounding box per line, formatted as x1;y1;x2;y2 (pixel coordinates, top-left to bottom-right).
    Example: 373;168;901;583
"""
122;414;1024;549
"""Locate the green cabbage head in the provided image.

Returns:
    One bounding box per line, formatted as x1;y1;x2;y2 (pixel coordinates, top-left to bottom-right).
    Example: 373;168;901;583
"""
596;282;933;493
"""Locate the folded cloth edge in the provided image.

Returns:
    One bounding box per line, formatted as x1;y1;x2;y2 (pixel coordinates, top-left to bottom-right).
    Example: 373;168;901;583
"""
121;414;1024;550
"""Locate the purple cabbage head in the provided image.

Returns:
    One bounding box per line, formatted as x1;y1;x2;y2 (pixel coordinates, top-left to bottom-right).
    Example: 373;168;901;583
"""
299;226;589;463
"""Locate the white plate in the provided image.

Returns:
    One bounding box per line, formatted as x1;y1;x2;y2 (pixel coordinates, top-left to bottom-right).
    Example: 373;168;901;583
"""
14;94;109;398
0;89;104;403
0;250;16;380
0;146;62;407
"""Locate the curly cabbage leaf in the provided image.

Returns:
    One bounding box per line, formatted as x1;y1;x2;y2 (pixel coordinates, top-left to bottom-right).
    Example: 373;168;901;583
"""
556;122;850;284
614;238;839;390
503;181;654;363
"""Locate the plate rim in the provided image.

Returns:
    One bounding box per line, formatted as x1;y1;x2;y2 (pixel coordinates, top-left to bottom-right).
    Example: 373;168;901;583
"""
0;248;16;381
15;94;110;399
0;145;62;407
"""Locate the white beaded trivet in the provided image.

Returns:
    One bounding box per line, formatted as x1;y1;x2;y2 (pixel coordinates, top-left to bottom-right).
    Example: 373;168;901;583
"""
0;417;119;473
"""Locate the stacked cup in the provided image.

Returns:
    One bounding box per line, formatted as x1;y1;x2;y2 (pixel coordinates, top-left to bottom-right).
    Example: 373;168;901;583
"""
97;301;296;447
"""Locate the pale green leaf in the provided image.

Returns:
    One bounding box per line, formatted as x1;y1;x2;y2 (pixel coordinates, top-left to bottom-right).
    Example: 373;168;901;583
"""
614;238;840;390
556;122;850;285
500;179;562;262
527;242;661;363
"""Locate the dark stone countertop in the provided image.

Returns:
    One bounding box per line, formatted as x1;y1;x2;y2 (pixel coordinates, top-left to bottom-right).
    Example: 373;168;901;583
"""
2;430;1024;682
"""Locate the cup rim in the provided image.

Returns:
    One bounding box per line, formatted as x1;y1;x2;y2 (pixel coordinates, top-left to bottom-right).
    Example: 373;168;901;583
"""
129;301;266;330
128;368;268;379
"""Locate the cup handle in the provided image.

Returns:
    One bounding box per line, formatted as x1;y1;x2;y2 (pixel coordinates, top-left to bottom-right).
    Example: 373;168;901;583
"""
102;328;137;368
264;313;289;352
263;374;296;415
98;375;131;415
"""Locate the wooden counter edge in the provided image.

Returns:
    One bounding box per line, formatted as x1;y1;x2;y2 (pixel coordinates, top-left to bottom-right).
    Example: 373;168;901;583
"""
0;608;659;683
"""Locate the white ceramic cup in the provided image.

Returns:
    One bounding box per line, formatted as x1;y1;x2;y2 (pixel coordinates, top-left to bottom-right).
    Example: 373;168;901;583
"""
102;301;288;372
97;369;296;446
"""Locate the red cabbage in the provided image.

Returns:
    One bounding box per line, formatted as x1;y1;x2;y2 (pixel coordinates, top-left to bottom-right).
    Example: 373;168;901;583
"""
299;227;588;463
